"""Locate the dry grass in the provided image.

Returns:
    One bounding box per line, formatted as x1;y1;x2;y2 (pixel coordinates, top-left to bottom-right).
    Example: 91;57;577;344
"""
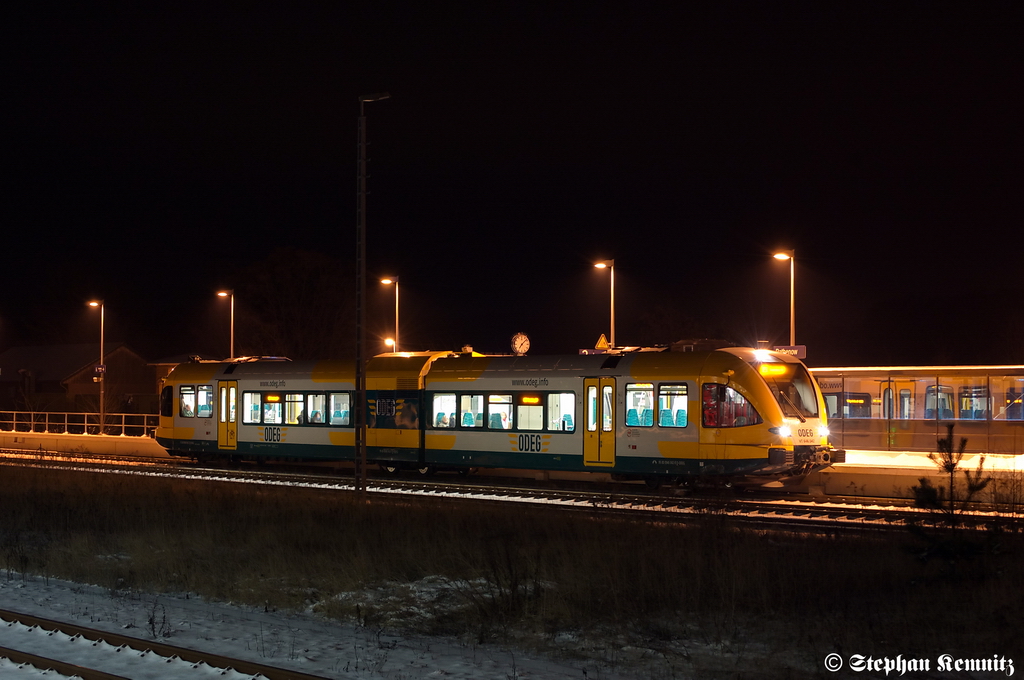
1;466;1021;671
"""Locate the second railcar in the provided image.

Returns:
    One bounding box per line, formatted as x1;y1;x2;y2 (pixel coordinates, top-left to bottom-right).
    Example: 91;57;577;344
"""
813;364;1024;453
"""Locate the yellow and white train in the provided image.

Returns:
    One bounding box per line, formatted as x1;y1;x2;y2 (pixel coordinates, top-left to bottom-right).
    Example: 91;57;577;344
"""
155;347;842;487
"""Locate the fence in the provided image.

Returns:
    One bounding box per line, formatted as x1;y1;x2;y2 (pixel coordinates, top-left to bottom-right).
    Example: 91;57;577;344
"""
0;411;159;438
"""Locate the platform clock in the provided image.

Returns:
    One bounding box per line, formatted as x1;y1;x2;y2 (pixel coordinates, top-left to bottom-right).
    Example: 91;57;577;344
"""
511;332;530;355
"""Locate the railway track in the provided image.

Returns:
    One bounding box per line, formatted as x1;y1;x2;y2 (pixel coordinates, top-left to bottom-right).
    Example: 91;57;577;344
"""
2;449;1021;533
0;608;328;680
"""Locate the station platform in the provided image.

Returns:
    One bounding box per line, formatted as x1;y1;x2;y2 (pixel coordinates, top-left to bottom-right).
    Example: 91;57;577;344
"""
796;449;1024;500
0;431;168;458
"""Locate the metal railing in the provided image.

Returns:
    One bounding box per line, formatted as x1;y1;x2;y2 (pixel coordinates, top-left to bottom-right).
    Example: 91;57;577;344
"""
0;411;159;437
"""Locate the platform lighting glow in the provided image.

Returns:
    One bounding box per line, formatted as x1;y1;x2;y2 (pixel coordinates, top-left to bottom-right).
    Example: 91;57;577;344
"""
380;278;400;353
384;338;395;348
593;260;615;348
216;290;235;358
772;250;796;346
753;349;773;363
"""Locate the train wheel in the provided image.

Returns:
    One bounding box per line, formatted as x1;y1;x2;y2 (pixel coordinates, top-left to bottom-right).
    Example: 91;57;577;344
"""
379;463;401;476
644;477;662;490
416;465;436;477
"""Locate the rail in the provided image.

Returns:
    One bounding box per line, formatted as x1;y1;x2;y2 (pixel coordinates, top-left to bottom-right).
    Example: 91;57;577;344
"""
0;411;158;437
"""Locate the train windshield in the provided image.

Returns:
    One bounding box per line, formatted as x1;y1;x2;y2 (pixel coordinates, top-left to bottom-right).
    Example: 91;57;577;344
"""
755;361;819;419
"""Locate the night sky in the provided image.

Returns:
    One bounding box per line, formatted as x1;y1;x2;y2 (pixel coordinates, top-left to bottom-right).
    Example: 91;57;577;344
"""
5;4;1023;367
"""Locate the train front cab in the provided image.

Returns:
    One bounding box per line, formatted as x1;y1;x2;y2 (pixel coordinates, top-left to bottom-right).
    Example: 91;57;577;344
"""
156;361;226;458
664;349;835;484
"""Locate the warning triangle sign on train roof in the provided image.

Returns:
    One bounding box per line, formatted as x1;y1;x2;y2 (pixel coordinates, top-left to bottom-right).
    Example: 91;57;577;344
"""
595;334;610;349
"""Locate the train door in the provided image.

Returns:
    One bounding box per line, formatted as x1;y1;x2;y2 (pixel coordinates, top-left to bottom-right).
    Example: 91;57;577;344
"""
583;377;616;467
217;380;237;450
881;380;915;449
698;383;726;461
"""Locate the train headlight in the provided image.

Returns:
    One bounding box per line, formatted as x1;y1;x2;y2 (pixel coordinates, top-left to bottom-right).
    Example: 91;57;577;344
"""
769;425;793;438
818;425;831;438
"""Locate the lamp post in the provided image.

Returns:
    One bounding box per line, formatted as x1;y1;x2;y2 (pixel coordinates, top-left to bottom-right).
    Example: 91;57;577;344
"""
217;290;234;359
773;250;795;346
88;300;104;434
594;260;615;348
380;277;399;353
355;91;390;496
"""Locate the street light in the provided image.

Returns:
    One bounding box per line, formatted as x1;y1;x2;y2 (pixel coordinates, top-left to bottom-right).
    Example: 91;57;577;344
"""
594;260;615;348
380;277;399;353
87;300;105;434
773;250;795;346
355;91;390;496
217;290;235;359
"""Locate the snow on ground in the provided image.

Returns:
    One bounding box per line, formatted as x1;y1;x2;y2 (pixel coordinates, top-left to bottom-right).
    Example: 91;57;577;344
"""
0;574;642;679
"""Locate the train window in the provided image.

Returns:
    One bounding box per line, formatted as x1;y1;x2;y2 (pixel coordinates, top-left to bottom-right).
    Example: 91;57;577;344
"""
924;384;955;420
160;386;173;417
307;394;326;423
460;394;484;427
548;393;575;431
1006;388;1024;421
329;393;350;426
701;384;763;428
758;363;819;418
587;385;598;432
285;393;304;425
842;393;872;418
263;394;283;424
824;394;840;419
991;377;1024;420
432;393;457;428
517;394;544;431
602;385;614;432
625;383;654;427
488;394;513;429
949;377;990;421
657;384;688;427
899;390;912;419
179;386;196;418
243;392;262;424
196;385;214;419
